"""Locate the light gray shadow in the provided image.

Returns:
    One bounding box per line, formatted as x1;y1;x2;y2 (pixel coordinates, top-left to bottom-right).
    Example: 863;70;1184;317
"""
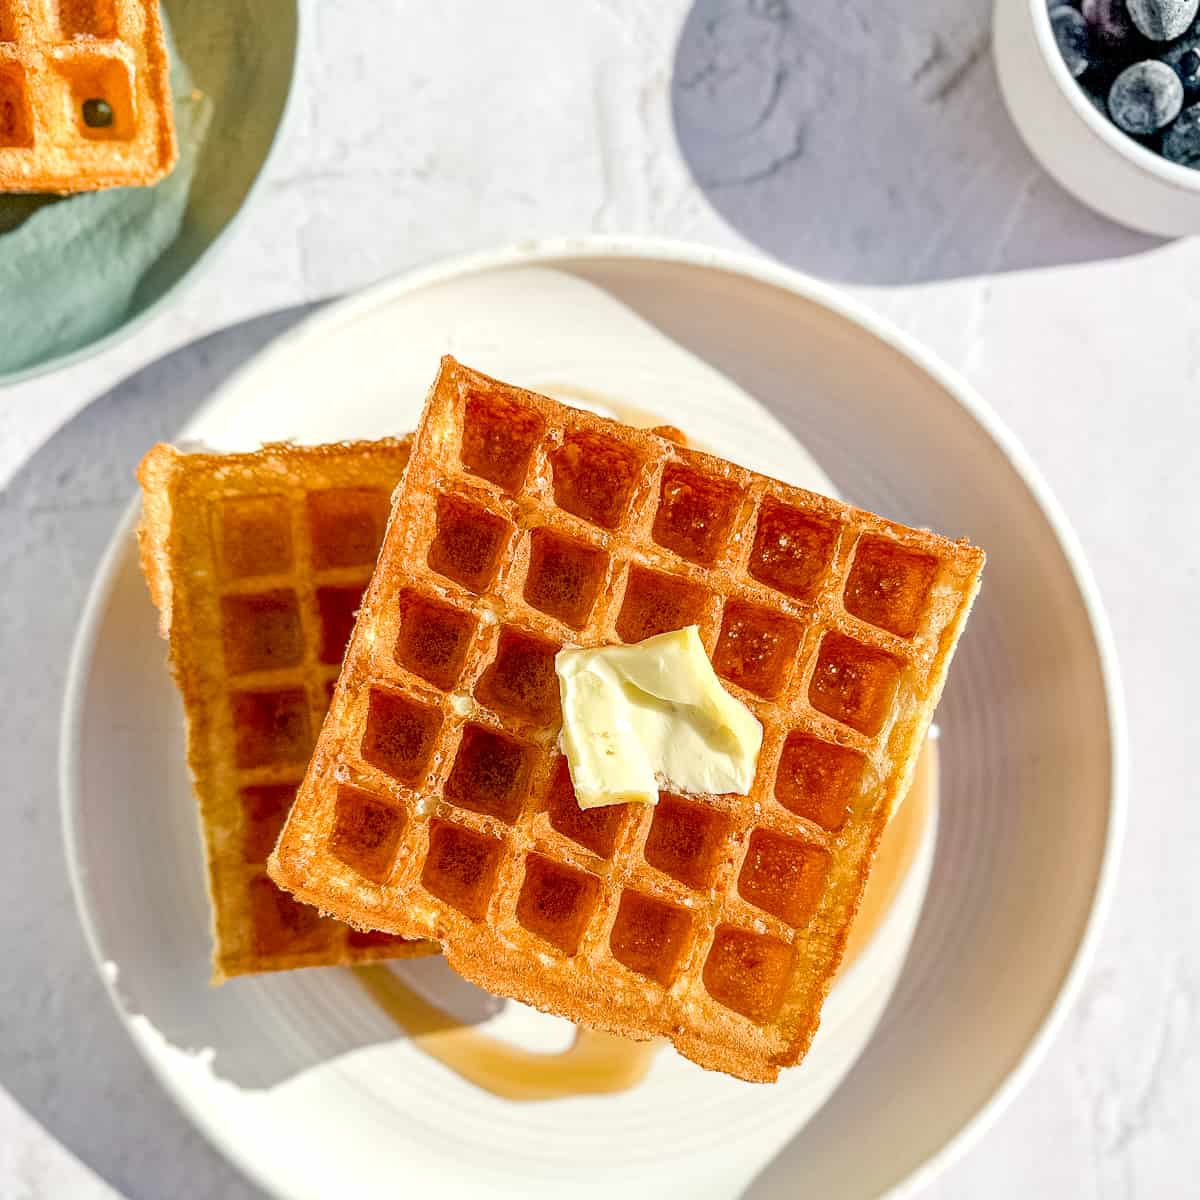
672;0;1161;284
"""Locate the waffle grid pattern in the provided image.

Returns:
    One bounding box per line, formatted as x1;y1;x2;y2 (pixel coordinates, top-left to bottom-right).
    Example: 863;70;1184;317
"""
270;359;984;1079
137;440;432;980
0;0;174;191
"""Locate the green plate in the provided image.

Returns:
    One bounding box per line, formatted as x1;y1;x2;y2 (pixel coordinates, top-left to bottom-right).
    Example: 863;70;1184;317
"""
0;0;299;384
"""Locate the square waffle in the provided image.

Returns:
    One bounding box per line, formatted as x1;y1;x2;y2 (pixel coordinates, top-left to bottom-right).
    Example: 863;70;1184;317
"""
137;439;434;981
0;0;176;191
269;358;985;1080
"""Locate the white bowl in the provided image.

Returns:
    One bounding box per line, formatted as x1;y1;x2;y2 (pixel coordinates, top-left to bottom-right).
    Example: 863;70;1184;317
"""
994;0;1200;236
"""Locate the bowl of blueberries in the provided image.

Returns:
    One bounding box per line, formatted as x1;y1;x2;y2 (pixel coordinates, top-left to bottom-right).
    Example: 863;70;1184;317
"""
994;0;1200;235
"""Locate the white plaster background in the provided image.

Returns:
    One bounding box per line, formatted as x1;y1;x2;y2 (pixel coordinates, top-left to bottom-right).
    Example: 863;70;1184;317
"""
1;0;1194;1196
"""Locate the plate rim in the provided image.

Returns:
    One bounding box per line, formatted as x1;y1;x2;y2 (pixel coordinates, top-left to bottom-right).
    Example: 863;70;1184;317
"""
58;233;1127;1199
0;0;303;387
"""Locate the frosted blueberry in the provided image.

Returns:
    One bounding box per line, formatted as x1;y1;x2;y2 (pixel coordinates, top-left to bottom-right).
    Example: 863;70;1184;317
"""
1179;47;1200;85
1108;59;1184;131
1052;6;1092;76
1161;32;1200;88
1163;102;1200;162
1127;0;1199;40
1082;0;1135;47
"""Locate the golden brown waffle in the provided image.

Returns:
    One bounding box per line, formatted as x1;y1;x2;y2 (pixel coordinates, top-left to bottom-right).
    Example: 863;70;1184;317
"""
0;0;175;192
138;439;434;981
269;358;984;1080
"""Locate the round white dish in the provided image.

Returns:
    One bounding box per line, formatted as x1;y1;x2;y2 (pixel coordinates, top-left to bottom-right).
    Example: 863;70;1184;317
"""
994;0;1200;236
61;239;1123;1199
61;262;933;1198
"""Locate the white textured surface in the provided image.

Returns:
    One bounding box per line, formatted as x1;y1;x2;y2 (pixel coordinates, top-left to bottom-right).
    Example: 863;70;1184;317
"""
0;0;1194;1196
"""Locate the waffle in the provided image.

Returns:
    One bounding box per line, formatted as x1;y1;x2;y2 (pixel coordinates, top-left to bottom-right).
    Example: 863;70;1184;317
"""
0;0;176;192
269;358;984;1081
137;439;434;981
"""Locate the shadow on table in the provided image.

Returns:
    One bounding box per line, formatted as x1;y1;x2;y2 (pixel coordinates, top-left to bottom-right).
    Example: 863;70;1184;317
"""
671;0;1162;284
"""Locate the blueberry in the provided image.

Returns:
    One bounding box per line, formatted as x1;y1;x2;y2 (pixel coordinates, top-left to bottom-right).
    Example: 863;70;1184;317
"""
1127;0;1199;40
1052;6;1092;75
82;98;113;128
1179;47;1200;83
1082;0;1136;48
1108;59;1184;130
1162;101;1200;162
1161;31;1200;89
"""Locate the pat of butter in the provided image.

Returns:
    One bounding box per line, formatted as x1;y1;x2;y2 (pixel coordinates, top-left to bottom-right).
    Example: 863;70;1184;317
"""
554;626;763;809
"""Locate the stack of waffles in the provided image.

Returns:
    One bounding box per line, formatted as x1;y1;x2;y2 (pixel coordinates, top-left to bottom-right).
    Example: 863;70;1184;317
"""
140;357;983;1082
0;0;176;191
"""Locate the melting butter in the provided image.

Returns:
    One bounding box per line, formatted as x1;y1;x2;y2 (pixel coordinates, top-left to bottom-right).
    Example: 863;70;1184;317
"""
555;626;762;809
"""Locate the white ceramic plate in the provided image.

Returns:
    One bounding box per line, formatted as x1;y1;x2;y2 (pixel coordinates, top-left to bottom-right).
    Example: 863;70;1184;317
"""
61;240;1123;1199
